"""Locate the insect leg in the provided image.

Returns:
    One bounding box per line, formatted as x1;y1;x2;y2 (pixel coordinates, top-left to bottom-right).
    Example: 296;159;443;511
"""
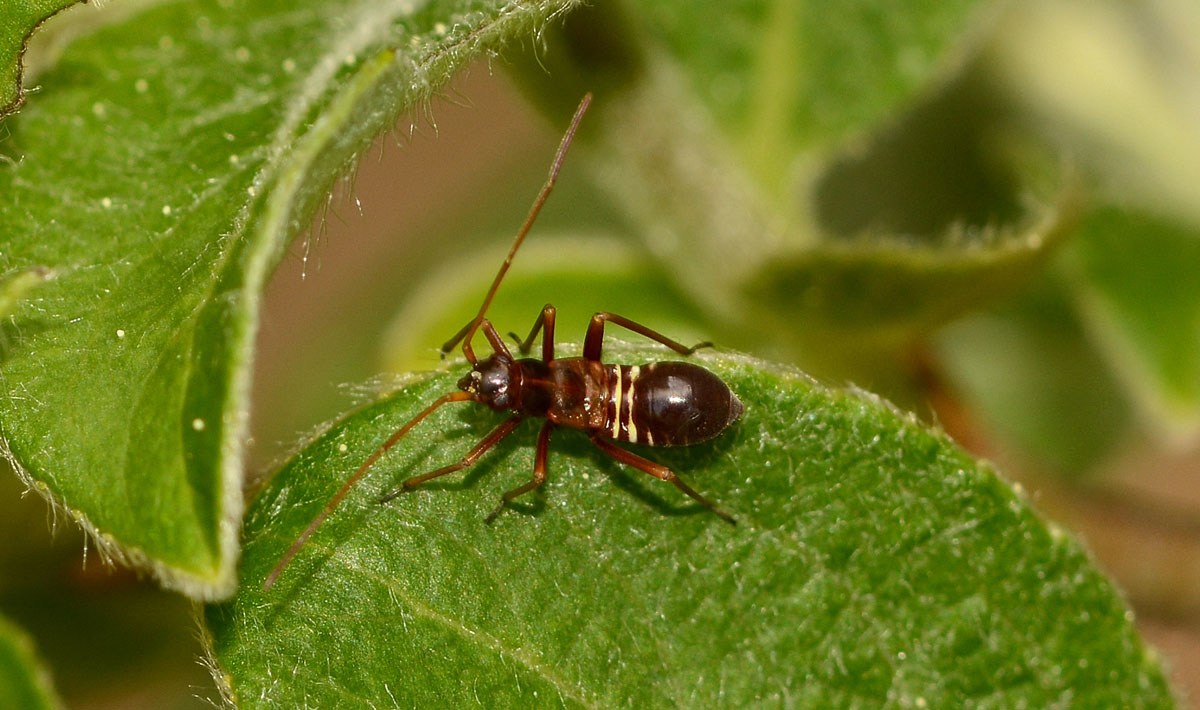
583;312;712;361
506;304;556;360
485;420;554;523
380;414;524;501
589;435;736;525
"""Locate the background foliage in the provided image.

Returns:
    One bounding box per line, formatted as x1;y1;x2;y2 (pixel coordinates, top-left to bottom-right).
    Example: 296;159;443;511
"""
1;0;1198;706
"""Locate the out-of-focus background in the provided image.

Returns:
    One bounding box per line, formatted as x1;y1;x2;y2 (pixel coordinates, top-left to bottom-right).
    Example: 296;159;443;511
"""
4;0;1200;705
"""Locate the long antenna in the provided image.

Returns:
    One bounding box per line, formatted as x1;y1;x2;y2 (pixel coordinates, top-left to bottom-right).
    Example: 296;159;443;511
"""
441;92;593;364
262;392;472;590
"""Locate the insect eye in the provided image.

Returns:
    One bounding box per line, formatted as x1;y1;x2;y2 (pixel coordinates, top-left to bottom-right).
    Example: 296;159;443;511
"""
481;372;509;402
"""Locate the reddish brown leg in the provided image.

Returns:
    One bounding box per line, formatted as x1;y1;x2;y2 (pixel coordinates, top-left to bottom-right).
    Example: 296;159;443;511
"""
380;415;523;502
486;421;554;523
590;435;735;525
583;312;712;361
507;304;556;361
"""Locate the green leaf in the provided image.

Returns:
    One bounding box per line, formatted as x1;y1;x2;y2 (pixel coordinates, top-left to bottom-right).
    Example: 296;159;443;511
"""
741;202;1073;354
640;0;992;185
1065;207;1200;443
936;279;1132;475
0;613;61;710
0;0;82;117
207;350;1172;707
518;0;991;180
0;0;577;599
947;203;1200;474
0;266;52;319
984;0;1200;226
0;463;216;707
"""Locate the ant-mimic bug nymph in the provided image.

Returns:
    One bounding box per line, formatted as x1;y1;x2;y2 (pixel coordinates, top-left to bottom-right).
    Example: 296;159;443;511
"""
263;93;742;591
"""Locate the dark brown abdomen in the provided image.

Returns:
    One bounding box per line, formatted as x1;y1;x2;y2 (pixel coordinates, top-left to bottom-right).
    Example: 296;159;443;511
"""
609;361;742;447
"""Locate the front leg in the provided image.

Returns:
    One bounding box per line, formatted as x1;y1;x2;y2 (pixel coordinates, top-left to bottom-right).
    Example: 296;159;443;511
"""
583;312;711;362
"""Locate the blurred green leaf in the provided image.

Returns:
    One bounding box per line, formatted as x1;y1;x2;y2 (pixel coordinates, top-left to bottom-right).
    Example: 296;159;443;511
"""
744;204;1072;354
950;203;1200;474
937;280;1132;475
637;0;989;187
985;0;1200;226
208;350;1171;707
0;0;577;599
1065;207;1200;444
0;613;60;710
523;0;990;182
0;0;82;117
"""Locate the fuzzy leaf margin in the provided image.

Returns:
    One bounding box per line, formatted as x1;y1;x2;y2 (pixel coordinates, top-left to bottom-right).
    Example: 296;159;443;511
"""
0;0;84;117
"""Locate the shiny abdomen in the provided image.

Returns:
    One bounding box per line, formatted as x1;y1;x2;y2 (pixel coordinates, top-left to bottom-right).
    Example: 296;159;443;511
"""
613;361;742;447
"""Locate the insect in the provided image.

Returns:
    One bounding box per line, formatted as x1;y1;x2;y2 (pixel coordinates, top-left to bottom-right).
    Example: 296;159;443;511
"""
263;93;741;591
